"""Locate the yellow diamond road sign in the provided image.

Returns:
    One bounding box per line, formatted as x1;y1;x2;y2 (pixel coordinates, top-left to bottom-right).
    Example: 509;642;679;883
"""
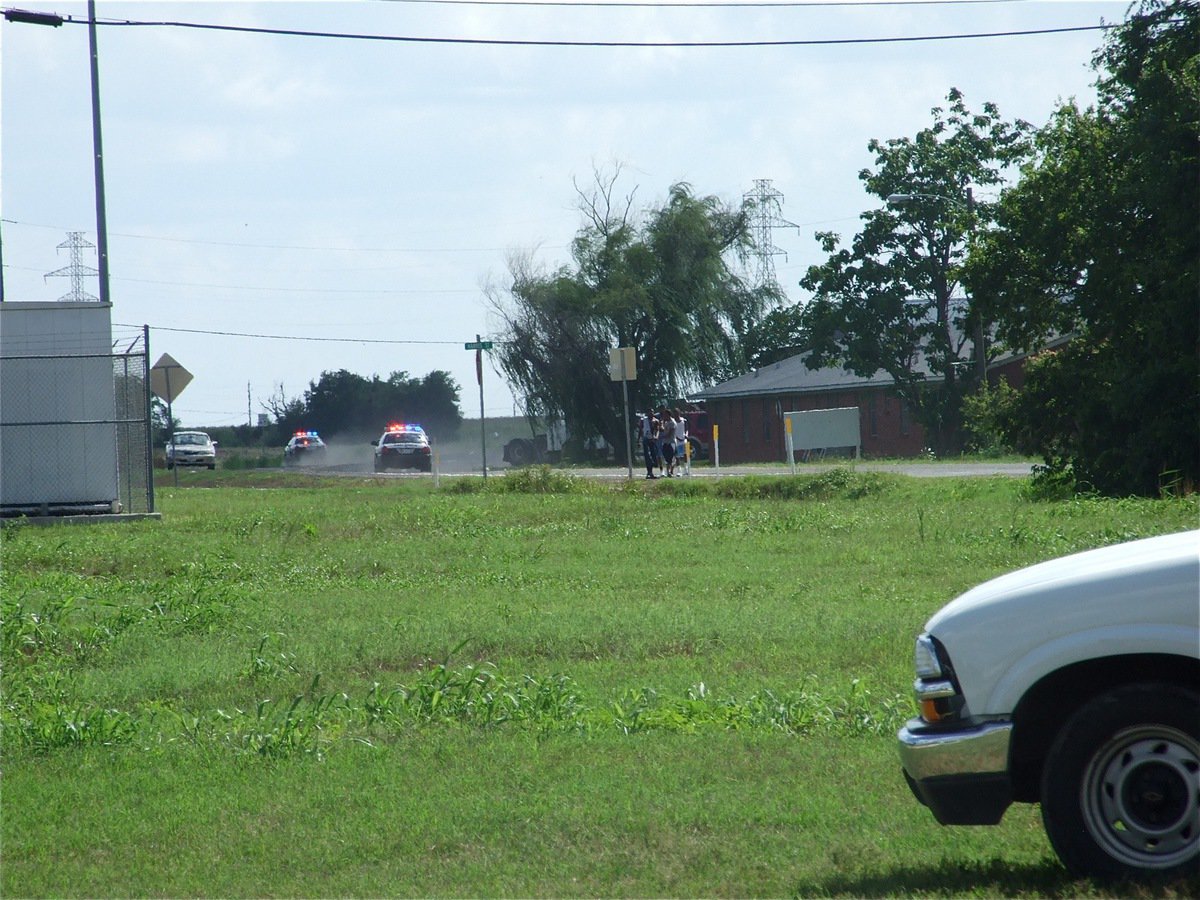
150;353;193;403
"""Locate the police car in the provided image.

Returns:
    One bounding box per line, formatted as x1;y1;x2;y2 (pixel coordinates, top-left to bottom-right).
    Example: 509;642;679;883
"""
283;430;327;466
371;423;432;472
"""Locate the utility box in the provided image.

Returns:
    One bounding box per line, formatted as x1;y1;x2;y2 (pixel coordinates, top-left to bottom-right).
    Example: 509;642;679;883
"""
1;302;120;513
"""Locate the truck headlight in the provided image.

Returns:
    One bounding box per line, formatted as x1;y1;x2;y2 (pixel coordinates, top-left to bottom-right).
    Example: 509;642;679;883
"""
912;633;965;724
914;634;944;679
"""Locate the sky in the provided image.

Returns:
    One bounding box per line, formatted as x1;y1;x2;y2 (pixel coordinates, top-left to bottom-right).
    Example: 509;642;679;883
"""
1;0;1129;427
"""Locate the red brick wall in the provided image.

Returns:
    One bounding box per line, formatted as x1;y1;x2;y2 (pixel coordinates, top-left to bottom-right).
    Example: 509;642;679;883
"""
708;388;928;463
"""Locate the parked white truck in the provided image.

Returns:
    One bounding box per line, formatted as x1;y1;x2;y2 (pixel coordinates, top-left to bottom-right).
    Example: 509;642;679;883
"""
898;530;1199;881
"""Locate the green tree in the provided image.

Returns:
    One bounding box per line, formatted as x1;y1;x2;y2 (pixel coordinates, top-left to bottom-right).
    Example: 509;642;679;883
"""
398;370;464;439
303;369;372;434
263;384;314;444
488;170;767;450
799;89;1030;455
267;369;463;443
967;0;1199;495
151;397;178;446
743;303;807;368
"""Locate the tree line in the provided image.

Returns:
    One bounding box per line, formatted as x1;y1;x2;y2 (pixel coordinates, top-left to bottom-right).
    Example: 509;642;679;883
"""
263;369;464;444
157;369;464;450
487;0;1196;496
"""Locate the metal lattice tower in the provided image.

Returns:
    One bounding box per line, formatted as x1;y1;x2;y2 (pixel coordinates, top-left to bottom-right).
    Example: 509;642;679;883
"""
45;231;100;302
743;179;799;290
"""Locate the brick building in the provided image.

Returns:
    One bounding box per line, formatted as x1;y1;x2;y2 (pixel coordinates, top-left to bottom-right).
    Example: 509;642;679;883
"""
693;346;1048;464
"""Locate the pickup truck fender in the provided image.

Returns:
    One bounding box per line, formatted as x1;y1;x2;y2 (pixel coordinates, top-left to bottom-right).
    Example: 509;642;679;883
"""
982;624;1199;714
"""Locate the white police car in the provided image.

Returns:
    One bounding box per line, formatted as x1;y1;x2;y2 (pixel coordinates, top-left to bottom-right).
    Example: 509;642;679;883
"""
283;430;327;466
371;423;432;473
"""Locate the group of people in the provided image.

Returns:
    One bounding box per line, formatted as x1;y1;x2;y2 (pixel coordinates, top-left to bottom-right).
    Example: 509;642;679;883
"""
640;407;690;479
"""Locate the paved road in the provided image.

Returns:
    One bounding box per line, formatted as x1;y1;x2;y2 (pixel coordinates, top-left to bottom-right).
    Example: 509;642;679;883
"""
348;459;1034;479
544;461;1034;480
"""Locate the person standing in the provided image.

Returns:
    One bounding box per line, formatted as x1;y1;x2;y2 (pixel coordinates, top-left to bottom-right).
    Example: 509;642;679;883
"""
640;412;660;478
659;406;677;477
673;408;689;476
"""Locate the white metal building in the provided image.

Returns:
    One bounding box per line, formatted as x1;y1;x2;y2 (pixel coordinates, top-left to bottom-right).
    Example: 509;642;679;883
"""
0;301;121;514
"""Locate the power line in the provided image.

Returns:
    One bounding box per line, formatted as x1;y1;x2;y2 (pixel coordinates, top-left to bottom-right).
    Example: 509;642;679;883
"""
372;0;1031;6
3;263;480;295
59;14;1111;48
118;323;472;345
1;218;568;255
110;275;478;295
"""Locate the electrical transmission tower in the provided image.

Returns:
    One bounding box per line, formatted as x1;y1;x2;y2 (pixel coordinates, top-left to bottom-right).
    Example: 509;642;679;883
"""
743;179;799;290
45;232;100;302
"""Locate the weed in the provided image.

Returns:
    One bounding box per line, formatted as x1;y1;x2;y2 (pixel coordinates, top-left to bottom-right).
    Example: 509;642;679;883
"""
242;633;299;681
710;469;894;501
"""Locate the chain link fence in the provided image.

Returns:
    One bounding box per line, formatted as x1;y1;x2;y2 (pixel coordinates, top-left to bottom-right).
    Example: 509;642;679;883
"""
1;321;153;517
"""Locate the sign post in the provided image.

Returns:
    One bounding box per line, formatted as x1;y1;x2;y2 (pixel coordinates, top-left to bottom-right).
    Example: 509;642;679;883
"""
609;347;636;479
150;353;193;486
464;337;493;479
785;415;796;474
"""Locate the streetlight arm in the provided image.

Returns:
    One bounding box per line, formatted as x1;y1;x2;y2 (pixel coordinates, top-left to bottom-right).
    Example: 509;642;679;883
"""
3;9;64;26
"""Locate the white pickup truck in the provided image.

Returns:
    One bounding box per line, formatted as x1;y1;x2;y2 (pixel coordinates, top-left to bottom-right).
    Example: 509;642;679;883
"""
898;530;1199;881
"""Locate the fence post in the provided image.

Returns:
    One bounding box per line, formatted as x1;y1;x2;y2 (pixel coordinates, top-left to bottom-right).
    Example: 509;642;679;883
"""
144;324;155;513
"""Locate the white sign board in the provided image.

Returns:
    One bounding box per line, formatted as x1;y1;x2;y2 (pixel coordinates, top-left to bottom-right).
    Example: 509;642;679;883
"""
609;347;637;382
150;353;193;403
784;407;861;461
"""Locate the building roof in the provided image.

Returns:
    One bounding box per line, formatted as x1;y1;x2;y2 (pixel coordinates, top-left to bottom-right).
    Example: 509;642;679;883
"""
693;352;898;401
693;336;1069;403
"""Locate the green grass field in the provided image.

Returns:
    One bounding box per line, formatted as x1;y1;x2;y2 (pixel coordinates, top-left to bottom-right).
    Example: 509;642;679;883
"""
3;469;1196;897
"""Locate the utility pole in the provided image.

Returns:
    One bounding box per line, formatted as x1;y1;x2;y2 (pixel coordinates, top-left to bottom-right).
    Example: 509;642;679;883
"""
6;2;110;304
87;0;111;305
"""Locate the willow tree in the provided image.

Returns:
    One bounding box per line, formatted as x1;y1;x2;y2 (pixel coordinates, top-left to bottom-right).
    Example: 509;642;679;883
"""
487;170;771;451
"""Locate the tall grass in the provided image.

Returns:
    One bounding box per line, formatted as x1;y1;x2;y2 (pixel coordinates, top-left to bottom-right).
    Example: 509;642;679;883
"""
2;470;1196;897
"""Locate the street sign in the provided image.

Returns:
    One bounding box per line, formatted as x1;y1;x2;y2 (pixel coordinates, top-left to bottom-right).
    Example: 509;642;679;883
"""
609;347;636;382
150;353;193;402
467;336;491;478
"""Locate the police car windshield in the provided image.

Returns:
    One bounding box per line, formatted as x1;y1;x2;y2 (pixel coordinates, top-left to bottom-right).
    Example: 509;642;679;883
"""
383;431;423;445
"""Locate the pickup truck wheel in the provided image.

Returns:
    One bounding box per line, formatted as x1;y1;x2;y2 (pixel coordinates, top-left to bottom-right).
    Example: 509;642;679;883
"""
1040;683;1200;881
505;438;535;467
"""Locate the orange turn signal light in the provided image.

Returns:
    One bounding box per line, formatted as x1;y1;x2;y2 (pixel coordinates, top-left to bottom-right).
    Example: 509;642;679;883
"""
920;698;945;723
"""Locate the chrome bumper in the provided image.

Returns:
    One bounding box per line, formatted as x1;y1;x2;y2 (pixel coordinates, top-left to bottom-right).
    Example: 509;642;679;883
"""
897;718;1014;825
899;718;1012;780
